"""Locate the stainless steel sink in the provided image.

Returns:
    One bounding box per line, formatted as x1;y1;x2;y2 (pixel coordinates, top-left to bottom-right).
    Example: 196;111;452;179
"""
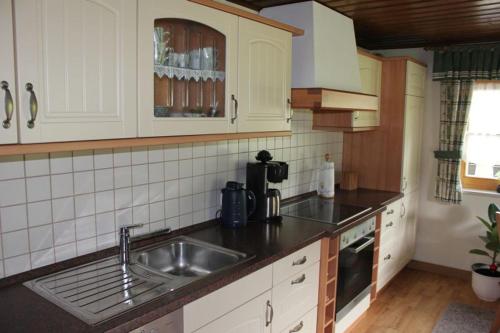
132;236;248;278
24;236;249;325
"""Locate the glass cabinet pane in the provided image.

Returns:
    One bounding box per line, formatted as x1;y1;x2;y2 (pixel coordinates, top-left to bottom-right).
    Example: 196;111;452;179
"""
153;19;226;118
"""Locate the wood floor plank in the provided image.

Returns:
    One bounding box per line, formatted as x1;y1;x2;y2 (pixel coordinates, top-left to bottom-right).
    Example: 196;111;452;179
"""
346;268;498;333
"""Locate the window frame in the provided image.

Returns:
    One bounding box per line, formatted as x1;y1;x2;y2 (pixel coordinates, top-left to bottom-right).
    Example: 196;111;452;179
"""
460;160;499;191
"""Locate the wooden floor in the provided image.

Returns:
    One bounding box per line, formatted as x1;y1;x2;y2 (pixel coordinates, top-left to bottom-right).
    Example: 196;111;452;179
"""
346;268;498;333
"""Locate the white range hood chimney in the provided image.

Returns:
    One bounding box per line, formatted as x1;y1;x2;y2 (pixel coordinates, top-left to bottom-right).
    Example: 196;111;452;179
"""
262;1;377;111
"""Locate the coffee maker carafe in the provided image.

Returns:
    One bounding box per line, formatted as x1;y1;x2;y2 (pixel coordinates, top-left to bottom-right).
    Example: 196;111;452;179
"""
246;150;288;222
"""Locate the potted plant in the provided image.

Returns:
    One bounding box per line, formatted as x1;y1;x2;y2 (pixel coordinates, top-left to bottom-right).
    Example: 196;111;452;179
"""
469;203;500;302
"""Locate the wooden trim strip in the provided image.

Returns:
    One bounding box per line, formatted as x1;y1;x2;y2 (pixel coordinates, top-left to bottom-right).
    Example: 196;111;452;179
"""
407;260;472;281
188;0;304;36
0;131;291;156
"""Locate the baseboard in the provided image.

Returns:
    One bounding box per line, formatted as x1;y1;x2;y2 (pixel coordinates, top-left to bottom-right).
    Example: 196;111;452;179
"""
407;260;472;281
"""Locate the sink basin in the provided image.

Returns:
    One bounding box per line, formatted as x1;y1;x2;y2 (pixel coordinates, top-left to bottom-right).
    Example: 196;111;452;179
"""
132;236;248;278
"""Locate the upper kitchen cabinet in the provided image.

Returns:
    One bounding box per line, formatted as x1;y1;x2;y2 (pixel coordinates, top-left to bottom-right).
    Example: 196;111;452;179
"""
0;0;18;144
237;18;292;132
14;0;137;143
401;94;424;194
405;61;426;97
138;0;238;136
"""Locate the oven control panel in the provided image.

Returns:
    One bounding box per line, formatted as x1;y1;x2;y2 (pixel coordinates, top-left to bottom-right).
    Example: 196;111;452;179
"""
339;217;376;250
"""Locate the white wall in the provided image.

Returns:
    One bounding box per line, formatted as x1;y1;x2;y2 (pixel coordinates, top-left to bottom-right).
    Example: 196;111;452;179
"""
0;110;342;278
375;48;500;271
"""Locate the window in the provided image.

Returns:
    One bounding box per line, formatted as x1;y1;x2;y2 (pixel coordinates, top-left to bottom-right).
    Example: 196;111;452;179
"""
461;80;500;191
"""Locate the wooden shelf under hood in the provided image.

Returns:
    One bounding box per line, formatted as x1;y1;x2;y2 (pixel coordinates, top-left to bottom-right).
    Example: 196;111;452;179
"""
291;88;379;112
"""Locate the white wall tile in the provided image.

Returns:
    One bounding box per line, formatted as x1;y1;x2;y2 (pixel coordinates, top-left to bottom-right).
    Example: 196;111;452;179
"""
53;220;76;246
164;161;179;181
50;152;72;174
0;204;27;232
205;156;217;174
238;139;249;153
193;193;204;211
163;144;178;161
193;158;205;176
76;216;96;240
95;191;114;213
179;178;193;197
148;183;164;203
180;196;193;215
74;193;95;218
192;143;205;158
0;155;24;181
179;159;193;178
27;201;52;227
165;216;180;231
165;199;179;218
31;248;55;268
73;150;94;172
165;180;179;200
132;185;148;206
205;142;217;157
179;143;193;159
97;233;115;250
4;254;30;276
74;171;94;195
133;205;149;224
113;148;131;167
131;147;148;165
25;154;49;177
115;208;132;227
95;168;114;191
148;162;163;183
115;187;132;210
26;176;49;203
55;243;76;262
52;197;75;222
0;179;26;206
180;213;193;228
94;149;113;169
96;212;115;235
150;201;164;222
77;238;96;256
51;173;74;198
29;225;53;251
2;229;29;258
193;176;205;194
132;164;148;186
148;146;164;163
114;166;132;189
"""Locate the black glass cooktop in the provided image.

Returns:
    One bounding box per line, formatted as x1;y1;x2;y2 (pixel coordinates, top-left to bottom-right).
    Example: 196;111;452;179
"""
281;196;372;225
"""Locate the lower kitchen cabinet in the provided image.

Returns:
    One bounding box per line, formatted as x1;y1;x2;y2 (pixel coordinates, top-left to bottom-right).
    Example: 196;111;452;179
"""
184;241;320;333
193;291;272;333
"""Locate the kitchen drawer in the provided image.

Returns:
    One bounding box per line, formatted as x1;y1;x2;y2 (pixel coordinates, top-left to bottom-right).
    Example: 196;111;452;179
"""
272;241;321;286
381;199;401;239
272;262;320;332
184;265;273;333
130;309;182;333
379;238;398;270
278;306;317;333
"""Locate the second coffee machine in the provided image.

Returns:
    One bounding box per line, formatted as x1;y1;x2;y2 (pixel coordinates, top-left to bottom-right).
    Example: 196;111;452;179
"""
246;150;288;222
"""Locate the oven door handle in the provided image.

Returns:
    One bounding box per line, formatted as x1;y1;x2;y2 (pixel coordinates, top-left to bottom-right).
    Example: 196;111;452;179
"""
347;236;375;254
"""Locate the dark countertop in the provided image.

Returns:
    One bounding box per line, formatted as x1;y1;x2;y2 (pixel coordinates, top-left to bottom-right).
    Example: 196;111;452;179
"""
0;188;401;333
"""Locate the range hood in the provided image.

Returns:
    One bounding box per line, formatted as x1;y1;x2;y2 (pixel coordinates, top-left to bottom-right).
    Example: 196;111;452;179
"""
261;1;378;111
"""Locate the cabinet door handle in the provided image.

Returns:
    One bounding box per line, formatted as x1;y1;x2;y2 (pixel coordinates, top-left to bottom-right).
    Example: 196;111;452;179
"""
1;81;14;129
401;177;408;191
292;256;307;266
286;98;293;123
26;83;37;129
384;254;391;260
231;94;238;124
265;300;274;327
291;274;306;285
289;321;304;332
386;221;393;228
386;209;394;215
400;203;406;218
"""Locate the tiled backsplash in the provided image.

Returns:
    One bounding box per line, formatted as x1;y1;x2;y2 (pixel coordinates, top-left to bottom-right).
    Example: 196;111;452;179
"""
0;110;342;277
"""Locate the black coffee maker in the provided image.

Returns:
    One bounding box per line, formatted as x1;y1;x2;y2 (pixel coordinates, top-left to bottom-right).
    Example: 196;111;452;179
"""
246;150;288;222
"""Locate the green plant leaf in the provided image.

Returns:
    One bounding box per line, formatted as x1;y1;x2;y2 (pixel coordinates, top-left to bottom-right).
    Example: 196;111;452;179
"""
479;235;490;244
470;249;492;257
485;241;500;252
477;216;493;231
488;203;500;224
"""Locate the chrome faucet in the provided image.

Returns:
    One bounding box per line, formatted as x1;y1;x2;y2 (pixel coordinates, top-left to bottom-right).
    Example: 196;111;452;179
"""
119;224;172;267
119;224;144;266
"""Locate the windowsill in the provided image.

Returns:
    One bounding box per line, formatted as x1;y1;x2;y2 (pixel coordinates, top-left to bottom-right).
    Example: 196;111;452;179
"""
463;188;500;198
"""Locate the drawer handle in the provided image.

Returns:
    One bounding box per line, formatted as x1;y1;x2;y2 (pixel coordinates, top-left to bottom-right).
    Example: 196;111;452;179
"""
292;256;307;266
386;209;394;215
26;83;37;129
400;203;406;218
1;81;14;129
289;321;304;332
386;221;393;228
384;254;391;261
291;274;306;285
265;300;274;327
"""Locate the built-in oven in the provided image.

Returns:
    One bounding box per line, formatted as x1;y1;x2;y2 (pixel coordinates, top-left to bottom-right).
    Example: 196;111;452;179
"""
336;217;376;321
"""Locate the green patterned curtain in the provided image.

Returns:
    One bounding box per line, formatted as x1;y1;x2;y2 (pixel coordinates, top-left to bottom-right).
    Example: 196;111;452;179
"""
434;80;473;204
433;44;500;81
432;43;500;203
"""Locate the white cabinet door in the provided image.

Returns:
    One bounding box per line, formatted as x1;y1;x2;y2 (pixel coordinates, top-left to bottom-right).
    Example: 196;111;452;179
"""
405;61;426;97
237;18;292;132
400;191;418;266
138;0;238;136
401;95;424;194
352;53;381;128
0;0;18;144
194;290;272;333
14;0;137;143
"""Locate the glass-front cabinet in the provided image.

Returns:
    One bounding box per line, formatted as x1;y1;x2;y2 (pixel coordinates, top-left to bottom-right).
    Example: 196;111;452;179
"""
139;0;238;136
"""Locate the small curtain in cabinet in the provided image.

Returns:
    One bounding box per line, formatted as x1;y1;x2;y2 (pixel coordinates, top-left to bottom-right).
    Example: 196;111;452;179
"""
433;80;473;204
